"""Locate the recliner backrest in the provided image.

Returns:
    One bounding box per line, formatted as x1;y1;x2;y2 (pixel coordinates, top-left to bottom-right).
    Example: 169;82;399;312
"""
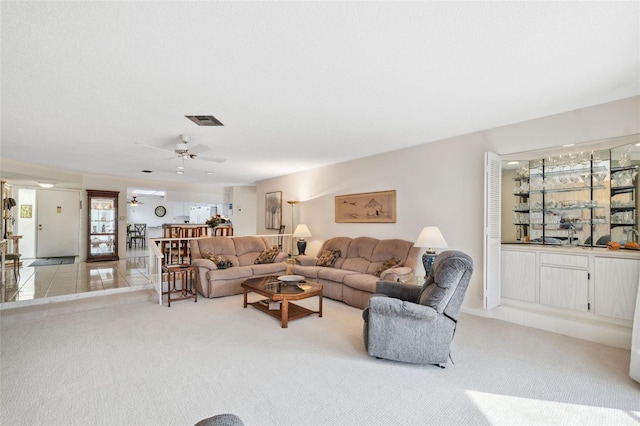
418;250;473;319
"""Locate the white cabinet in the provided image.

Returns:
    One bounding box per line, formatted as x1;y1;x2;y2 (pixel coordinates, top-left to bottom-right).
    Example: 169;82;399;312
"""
501;249;536;302
501;245;640;319
539;252;589;312
594;257;640;320
539;266;589;312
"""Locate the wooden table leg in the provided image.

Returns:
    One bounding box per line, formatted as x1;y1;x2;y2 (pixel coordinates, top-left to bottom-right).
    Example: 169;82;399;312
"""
319;293;323;318
168;270;173;307
192;269;197;303
281;299;289;328
243;289;248;308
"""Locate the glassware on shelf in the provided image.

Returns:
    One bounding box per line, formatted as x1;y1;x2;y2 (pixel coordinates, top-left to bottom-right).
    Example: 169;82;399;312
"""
618;150;631;167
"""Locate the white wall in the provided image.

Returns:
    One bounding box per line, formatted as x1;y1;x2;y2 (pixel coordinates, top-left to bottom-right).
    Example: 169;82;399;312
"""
256;96;640;312
231;186;257;236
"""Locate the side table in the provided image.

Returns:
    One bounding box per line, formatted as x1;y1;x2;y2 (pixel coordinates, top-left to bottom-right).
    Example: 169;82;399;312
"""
162;264;198;307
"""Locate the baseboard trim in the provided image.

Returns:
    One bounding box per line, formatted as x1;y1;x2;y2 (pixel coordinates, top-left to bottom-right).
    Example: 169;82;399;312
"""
462;303;632;349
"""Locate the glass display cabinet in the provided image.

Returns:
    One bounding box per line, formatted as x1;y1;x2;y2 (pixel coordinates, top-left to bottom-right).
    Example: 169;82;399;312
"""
503;140;640;247
87;190;119;262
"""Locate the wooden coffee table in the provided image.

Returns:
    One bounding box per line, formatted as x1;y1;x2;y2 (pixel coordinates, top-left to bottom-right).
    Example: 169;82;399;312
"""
241;276;323;328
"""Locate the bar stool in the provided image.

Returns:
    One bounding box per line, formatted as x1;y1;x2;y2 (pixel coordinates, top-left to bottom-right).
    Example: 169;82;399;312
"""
213;226;233;236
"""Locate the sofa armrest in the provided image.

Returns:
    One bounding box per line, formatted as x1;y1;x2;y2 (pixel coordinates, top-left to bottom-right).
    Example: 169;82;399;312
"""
380;266;413;282
274;252;288;263
375;280;421;302
192;258;218;270
295;255;318;266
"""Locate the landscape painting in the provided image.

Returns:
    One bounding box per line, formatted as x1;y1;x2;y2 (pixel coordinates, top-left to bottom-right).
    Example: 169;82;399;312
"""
335;190;396;223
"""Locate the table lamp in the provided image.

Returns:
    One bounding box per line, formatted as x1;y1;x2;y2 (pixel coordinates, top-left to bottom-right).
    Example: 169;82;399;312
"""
293;224;312;255
414;226;448;279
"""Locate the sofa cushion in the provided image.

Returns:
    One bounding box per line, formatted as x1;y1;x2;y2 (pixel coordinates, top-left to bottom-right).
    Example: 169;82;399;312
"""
249;263;287;275
254;247;280;264
233;236;271;266
373;258;399;277
206;265;253;280
371;239;414;263
194;237;238;265
317;237;352;269
318;267;359;283
317;249;340;267
292;264;322;278
341;237;378;273
343;273;378;293
196;237;236;256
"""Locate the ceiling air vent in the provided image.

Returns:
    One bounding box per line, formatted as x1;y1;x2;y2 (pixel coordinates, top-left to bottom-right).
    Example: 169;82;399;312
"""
185;115;224;126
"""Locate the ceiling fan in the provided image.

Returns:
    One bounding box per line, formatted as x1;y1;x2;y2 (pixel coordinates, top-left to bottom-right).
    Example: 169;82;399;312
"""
128;196;144;206
136;134;226;163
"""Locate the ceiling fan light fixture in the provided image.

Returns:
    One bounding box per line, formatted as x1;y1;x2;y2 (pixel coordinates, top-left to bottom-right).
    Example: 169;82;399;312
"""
129;196;145;206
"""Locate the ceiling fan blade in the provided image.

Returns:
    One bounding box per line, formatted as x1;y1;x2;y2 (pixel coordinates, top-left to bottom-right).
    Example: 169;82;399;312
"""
135;143;174;154
188;143;210;155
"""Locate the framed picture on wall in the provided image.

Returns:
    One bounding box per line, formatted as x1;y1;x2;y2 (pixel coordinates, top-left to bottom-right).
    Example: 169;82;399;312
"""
335;190;396;223
265;191;282;229
20;204;32;219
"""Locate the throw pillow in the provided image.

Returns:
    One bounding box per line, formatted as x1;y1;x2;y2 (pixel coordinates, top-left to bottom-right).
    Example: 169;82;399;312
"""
254;247;280;264
374;258;399;277
316;249;340;267
207;254;233;269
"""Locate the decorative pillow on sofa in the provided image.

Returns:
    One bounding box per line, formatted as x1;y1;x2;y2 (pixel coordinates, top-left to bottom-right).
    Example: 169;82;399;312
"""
317;249;340;267
254;247;280;264
374;258;399;277
202;252;233;269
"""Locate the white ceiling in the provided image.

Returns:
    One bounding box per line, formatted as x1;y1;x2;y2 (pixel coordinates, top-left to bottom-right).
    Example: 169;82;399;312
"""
1;1;639;187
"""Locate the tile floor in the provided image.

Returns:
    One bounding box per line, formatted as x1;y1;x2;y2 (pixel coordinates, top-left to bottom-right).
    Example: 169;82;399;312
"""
1;246;152;307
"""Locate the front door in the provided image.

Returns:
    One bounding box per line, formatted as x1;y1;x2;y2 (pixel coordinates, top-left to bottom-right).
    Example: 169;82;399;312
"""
37;189;81;258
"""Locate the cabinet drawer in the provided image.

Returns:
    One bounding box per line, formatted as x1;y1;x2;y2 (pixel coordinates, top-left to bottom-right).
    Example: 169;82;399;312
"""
539;253;588;269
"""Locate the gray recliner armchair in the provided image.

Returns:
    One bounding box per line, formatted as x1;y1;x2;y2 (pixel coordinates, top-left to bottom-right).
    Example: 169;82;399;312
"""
362;250;473;365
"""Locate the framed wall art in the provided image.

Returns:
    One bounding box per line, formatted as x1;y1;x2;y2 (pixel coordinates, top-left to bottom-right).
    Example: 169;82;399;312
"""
335;190;396;223
265;191;282;229
20;204;33;218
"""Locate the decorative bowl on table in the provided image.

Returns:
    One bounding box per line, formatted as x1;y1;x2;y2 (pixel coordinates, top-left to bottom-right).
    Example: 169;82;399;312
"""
277;275;304;285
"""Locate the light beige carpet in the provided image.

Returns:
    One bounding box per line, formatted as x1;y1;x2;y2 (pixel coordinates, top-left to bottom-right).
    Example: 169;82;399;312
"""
1;290;638;426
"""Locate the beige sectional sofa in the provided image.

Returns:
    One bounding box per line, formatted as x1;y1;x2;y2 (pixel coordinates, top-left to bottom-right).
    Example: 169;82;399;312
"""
189;235;419;309
190;236;288;298
293;236;419;309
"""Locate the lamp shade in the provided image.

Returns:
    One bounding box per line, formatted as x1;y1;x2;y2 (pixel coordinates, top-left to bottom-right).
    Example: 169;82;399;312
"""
293;224;312;238
414;226;448;250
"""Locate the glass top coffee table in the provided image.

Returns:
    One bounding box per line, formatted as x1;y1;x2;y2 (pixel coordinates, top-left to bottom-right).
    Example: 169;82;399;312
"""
241;276;323;328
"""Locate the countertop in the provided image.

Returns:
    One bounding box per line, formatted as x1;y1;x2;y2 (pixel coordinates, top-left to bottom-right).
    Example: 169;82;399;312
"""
501;242;640;258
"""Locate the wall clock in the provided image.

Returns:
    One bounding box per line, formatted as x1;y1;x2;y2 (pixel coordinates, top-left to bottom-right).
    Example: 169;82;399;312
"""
155;205;166;217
